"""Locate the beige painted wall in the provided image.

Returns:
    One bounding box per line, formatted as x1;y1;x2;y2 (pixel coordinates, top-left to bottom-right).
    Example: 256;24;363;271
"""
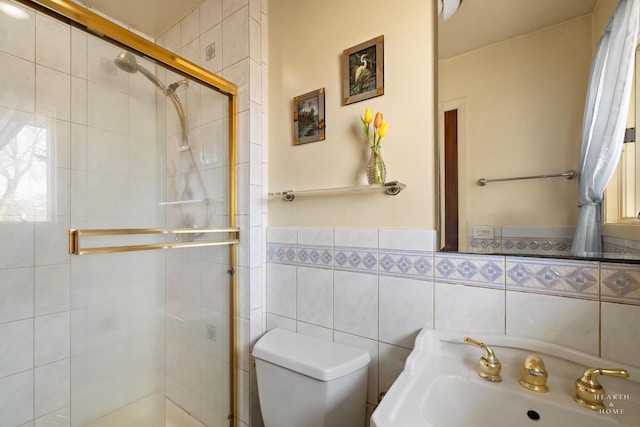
267;0;437;229
439;16;594;228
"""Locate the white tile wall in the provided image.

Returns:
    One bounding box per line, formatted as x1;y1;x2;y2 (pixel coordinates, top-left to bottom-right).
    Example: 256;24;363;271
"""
265;226;640;425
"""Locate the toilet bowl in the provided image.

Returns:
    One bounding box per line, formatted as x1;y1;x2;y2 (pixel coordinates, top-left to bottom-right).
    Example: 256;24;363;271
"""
252;328;371;427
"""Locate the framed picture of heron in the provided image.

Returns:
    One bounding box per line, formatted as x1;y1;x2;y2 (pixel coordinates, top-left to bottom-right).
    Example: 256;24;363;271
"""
293;88;325;145
342;35;384;105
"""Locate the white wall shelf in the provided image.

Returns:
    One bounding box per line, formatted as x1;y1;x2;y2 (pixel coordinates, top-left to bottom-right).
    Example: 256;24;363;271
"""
268;180;406;201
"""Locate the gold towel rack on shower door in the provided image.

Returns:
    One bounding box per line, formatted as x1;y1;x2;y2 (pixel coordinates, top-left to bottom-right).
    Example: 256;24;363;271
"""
69;227;240;255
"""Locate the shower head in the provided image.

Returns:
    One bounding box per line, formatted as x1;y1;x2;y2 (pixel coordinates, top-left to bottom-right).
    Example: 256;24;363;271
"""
114;51;170;95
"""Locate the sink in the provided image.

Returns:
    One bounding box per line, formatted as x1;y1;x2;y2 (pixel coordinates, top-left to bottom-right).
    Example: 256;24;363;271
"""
371;330;640;427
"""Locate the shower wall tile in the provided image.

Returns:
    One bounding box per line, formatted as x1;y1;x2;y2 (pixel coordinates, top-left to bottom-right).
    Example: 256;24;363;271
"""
86;37;125;91
201;0;223;32
34;406;70;427
506;256;599;300
71;28;87;79
181;8;200;47
434;282;504;335
224;0;249;19
0;267;33;323
0;319;33;378
223;57;250;112
0;1;34;61
34;359;70;418
36;65;70;121
0;370;34;426
601;262;640;305
506;291;599;355
35;13;70;73
223;6;249;68
0;52;35;112
35;311;71;367
34;220;70;266
0;222;34;269
34;264;70;316
87;83;129;133
601;302;640;368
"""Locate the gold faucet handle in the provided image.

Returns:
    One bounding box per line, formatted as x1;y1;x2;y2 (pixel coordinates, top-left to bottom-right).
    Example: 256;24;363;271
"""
464;337;502;382
574;368;630;410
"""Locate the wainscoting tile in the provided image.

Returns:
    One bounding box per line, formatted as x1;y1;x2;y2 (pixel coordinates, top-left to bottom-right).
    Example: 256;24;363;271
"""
506;291;599;355
379;276;433;348
297;245;333;269
334;247;378;274
378;343;411;396
601;302;640;368
265;263;296;318
506;257;599;299
334;271;378;340
334;229;378;248
434;253;505;289
265;227;297;244
265;243;296;265
296;267;333;328
379;229;437;251
434;282;504;335
378;249;433;281
334;331;379;405
601;263;640;305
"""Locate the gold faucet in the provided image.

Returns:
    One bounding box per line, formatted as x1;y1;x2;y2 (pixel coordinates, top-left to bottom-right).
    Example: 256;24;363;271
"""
574;368;630;410
464;337;502;382
519;354;549;392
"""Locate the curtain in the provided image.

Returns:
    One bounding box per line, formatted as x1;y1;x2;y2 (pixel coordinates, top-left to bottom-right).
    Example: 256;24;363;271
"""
572;0;640;257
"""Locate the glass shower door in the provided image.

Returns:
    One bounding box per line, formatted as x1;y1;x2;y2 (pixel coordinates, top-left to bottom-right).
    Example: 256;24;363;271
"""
69;28;234;427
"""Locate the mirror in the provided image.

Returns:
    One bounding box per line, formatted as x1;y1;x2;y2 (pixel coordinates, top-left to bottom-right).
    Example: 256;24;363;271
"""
438;0;640;260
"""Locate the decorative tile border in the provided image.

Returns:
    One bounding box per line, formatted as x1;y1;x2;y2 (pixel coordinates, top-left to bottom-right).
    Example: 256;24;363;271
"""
266;243;297;265
601;263;640;306
506;257;599;300
378;249;434;281
468;238;502;253
334;246;378;274
502;238;573;254
298;244;333;269
434;253;505;289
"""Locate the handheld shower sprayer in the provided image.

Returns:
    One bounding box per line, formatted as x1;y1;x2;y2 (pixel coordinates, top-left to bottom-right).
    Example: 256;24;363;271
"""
113;51;211;235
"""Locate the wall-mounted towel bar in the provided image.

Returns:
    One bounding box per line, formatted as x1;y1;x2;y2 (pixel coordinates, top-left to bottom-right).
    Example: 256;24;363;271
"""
477;170;576;186
69;227;240;255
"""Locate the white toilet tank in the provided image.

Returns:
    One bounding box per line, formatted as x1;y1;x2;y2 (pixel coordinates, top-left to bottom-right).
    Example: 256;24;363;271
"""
252;328;371;427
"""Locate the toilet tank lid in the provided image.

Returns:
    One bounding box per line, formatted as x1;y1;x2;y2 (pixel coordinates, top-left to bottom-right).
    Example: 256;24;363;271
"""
252;329;371;381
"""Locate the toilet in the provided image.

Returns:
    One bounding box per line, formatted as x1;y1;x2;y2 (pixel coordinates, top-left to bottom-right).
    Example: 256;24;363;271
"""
252;328;371;427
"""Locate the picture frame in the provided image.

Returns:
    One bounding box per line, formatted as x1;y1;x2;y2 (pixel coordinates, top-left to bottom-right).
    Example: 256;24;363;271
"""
293;88;325;145
342;35;384;105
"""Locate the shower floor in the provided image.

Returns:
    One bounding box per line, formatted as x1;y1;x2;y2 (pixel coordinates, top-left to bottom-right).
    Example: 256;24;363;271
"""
84;394;206;427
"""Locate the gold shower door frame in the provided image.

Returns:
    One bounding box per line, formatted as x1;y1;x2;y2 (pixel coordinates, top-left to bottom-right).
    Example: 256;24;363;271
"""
20;0;239;425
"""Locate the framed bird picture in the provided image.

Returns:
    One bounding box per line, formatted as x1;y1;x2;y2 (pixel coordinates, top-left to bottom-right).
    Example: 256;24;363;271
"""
342;35;384;105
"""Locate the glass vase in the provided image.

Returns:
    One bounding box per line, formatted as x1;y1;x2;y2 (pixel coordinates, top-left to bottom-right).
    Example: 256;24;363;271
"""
367;145;386;184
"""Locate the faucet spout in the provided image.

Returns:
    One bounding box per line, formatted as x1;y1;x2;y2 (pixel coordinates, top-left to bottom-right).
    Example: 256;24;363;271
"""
519;354;549;392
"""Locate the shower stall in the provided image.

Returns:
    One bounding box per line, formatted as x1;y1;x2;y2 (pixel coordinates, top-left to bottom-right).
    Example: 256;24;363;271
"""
0;1;238;426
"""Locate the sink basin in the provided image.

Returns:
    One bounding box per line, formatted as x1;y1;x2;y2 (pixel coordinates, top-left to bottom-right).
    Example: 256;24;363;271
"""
371;330;640;427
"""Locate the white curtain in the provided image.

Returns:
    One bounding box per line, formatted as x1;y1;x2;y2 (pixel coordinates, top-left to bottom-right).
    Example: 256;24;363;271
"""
572;0;640;256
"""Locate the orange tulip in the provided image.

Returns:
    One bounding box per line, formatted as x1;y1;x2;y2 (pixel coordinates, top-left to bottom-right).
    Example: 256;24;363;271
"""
374;112;383;128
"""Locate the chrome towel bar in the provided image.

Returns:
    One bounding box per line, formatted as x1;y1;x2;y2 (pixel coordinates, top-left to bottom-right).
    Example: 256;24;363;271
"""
477;170;576;186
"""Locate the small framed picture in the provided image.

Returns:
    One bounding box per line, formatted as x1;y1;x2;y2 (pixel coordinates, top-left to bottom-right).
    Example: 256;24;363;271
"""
342;35;384;105
293;88;325;145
